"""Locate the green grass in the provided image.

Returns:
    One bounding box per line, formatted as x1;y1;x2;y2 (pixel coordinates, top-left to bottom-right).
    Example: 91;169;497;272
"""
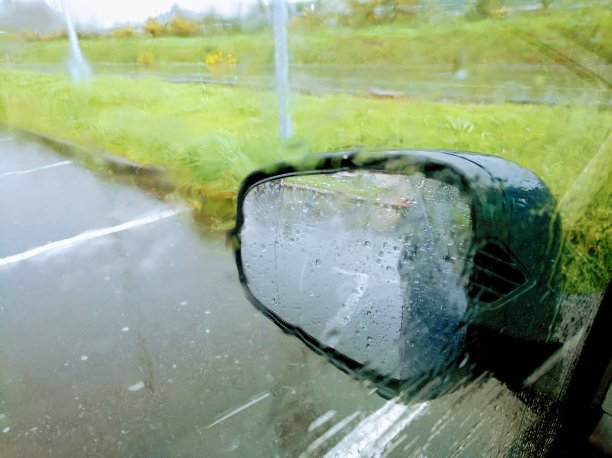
0;69;609;292
1;7;610;68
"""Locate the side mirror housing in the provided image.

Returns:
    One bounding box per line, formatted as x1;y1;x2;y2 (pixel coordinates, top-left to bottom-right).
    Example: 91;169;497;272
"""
230;149;562;399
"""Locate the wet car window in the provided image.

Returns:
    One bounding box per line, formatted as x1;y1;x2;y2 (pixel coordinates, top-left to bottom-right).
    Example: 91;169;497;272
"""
0;1;610;456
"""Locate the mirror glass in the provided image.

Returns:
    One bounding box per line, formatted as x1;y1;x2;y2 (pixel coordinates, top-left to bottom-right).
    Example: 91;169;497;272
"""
240;170;473;381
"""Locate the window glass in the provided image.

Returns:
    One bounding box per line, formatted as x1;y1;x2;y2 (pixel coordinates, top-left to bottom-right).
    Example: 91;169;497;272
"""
0;1;609;456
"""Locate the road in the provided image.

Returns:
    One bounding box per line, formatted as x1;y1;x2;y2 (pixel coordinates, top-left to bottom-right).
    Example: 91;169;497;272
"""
3;63;611;106
0;134;571;456
0;134;348;456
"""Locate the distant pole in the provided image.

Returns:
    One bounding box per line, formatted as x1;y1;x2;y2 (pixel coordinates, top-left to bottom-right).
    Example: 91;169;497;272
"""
60;0;92;81
272;0;292;140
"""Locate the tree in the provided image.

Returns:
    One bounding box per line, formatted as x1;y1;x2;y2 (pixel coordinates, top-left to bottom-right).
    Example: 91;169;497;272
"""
343;0;420;26
468;0;503;19
144;18;164;37
113;26;136;38
169;16;199;36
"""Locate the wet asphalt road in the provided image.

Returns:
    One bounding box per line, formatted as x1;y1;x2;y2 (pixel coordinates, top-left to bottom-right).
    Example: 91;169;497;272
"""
0;134;391;457
0;134;548;457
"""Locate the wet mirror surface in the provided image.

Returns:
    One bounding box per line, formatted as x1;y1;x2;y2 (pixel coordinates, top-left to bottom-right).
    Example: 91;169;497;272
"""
241;171;472;380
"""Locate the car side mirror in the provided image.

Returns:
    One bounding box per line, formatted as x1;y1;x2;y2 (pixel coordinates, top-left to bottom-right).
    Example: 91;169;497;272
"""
230;150;562;400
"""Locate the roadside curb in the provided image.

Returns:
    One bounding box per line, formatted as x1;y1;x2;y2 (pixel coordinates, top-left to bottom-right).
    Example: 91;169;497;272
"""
10;127;176;196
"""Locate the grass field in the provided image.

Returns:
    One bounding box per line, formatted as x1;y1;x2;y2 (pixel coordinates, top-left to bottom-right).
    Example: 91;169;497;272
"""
0;69;609;292
1;7;610;69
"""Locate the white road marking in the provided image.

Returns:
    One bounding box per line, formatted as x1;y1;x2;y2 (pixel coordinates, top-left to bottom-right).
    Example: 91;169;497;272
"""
0;209;185;267
299;256;308;292
322;267;370;346
308;410;337;432
322;400;428;458
0;160;73;178
207;392;270;429
301;411;361;457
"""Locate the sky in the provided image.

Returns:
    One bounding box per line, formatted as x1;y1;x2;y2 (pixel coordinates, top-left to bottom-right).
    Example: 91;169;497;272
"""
41;0;262;28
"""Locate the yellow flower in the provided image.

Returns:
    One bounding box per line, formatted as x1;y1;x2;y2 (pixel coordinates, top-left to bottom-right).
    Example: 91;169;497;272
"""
206;53;219;66
136;51;154;67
